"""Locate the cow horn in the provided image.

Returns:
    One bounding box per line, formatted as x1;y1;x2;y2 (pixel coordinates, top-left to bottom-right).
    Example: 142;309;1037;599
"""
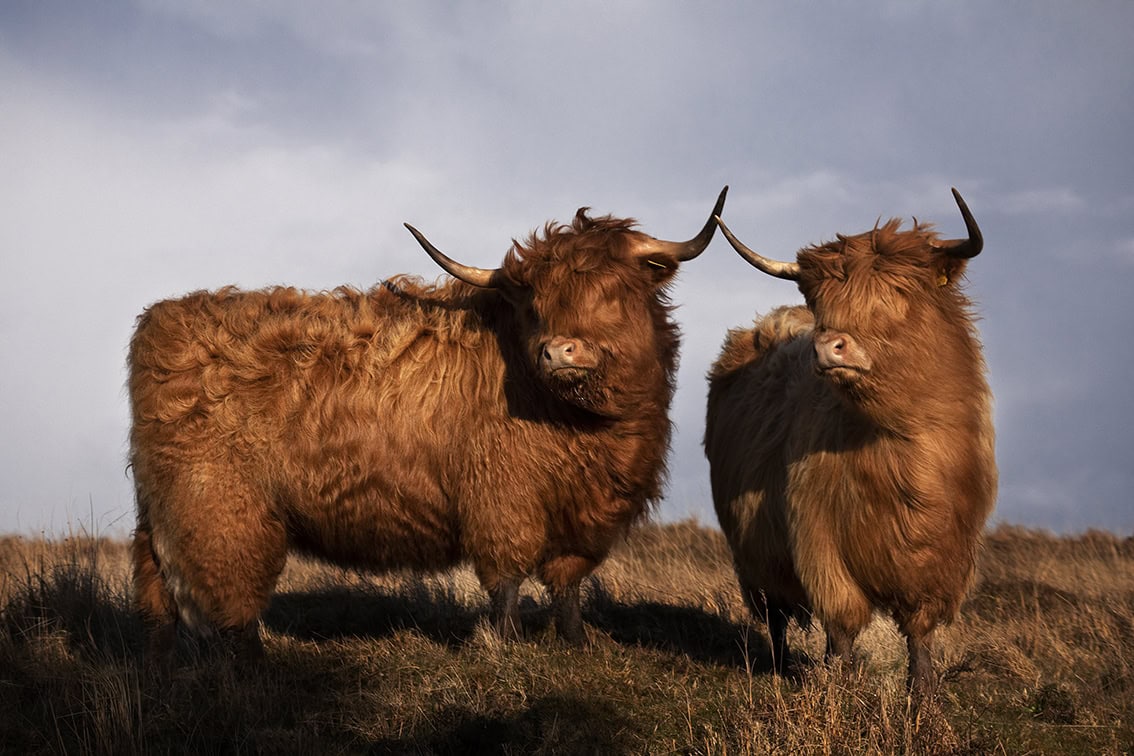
404;223;502;288
931;188;983;259
714;215;802;281
636;186;729;262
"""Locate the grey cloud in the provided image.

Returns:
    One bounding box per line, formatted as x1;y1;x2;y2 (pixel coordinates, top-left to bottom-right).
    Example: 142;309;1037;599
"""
2;1;1132;535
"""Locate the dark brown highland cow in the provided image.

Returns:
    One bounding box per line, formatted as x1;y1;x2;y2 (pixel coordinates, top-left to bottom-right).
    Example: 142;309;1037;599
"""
704;190;996;696
129;187;727;659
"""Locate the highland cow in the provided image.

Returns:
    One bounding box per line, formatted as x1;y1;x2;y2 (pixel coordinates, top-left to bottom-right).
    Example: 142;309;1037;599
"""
129;187;727;659
704;189;996;695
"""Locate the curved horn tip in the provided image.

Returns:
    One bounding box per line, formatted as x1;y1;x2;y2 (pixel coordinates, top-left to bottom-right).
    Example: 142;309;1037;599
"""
713;185;729;214
949;188;976;218
944;187;984;259
667;186;731;262
403;222;433;250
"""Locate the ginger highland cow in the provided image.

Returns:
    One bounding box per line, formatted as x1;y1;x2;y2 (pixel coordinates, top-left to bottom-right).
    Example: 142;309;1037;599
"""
129;188;727;659
705;190;996;696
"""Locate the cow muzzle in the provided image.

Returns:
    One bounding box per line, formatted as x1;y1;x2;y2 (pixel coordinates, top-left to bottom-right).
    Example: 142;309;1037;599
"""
540;337;599;379
814;331;871;381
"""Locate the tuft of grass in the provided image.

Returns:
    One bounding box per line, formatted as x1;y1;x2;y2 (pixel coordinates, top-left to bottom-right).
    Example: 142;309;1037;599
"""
0;521;1131;753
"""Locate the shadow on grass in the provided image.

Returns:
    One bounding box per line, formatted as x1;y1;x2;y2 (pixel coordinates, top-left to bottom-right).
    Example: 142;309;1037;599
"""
264;583;487;647
371;694;626;755
264;577;778;674
585;582;777;674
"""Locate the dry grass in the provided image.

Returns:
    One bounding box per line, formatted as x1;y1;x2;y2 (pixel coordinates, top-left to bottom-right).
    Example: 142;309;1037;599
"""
1;521;1131;754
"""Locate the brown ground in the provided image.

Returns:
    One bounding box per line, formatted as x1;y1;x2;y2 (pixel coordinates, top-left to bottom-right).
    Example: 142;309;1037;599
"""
1;521;1131;754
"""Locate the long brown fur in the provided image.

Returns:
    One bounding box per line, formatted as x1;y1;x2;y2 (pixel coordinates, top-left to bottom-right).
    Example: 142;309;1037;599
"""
130;208;695;659
705;216;997;696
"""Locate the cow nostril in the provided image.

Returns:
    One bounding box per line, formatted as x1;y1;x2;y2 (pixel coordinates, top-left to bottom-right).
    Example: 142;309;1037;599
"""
832;338;846;355
562;342;574;354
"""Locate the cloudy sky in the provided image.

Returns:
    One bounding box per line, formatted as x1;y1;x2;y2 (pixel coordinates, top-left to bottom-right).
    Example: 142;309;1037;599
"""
2;1;1132;537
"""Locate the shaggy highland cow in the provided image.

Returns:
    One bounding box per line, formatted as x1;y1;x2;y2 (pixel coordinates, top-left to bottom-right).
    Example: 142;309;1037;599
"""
704;189;996;695
129;188;727;659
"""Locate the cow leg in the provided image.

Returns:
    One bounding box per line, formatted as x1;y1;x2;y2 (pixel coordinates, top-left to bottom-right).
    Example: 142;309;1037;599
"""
131;524;177;670
895;605;943;700
767;607;791;674
739;584;793;674
218;623;267;662
154;470;286;661
906;629;938;700
824;622;859;666
551;580;584;646
488;578;522;641
188;524;282;661
541;554;597;645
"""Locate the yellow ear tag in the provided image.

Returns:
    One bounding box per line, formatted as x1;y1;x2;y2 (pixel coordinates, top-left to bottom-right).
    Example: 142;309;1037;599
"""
647;259;667;269
936;272;949;287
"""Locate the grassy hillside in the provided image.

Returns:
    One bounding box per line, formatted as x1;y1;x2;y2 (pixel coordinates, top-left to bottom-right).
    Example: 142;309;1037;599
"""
1;521;1131;754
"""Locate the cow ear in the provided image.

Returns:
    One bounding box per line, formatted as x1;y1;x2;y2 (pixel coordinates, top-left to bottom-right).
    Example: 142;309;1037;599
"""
641;254;680;286
491;277;527;307
934;255;968;288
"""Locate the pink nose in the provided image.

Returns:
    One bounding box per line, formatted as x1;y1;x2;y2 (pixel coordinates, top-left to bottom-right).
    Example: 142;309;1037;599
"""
541;337;582;371
819;334;847;361
814;331;871;373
